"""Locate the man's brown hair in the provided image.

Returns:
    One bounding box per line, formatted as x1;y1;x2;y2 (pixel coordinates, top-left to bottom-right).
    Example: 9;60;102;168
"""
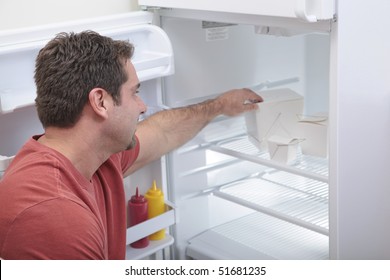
34;31;134;128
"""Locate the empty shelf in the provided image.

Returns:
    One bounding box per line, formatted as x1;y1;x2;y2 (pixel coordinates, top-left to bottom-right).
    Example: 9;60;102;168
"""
186;212;328;260
214;171;328;235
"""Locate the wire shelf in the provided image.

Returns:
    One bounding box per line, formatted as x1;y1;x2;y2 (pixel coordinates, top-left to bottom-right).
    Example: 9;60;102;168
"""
214;170;329;235
209;136;328;182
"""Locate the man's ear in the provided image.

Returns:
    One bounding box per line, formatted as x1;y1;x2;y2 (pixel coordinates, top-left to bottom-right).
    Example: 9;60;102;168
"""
88;88;109;119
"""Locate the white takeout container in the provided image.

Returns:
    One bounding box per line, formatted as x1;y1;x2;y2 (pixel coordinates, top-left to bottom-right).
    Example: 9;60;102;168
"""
267;135;301;164
245;88;304;151
295;113;328;158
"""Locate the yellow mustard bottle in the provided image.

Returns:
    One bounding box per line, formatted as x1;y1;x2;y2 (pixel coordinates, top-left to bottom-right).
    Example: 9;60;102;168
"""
145;180;165;240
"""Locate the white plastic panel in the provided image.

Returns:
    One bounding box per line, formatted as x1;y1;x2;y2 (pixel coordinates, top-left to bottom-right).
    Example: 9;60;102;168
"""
0;11;174;113
329;0;390;260
139;0;335;22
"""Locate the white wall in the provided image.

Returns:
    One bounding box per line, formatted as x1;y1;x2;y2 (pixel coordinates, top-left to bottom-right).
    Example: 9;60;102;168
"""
0;0;140;30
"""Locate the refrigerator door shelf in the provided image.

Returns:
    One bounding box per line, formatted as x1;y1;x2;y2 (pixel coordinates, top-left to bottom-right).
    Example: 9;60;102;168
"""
125;202;176;259
126;235;174;260
0;12;174;114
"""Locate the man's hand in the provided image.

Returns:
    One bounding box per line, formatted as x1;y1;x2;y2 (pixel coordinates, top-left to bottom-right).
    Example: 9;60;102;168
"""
215;88;263;117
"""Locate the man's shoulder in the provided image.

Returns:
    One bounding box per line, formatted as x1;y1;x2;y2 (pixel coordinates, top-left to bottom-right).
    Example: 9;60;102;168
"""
0;197;106;259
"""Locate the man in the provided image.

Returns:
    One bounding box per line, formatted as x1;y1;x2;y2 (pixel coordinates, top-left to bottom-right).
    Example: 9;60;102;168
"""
0;31;262;259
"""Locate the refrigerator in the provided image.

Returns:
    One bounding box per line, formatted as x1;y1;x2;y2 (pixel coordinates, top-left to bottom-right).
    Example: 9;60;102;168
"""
1;0;390;260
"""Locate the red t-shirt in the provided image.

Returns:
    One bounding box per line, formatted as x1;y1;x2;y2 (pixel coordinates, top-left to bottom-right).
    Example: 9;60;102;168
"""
0;135;140;259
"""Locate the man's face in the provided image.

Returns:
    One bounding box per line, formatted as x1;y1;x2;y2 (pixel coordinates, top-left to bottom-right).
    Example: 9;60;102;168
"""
109;60;145;151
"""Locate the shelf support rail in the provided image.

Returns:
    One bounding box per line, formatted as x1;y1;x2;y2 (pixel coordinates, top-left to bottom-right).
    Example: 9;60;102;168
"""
208;144;328;183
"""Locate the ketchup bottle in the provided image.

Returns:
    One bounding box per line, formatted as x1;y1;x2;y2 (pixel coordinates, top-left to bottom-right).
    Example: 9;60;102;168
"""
128;187;149;248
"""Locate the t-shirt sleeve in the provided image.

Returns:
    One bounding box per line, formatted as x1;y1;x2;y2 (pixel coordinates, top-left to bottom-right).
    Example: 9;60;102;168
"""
1;198;106;260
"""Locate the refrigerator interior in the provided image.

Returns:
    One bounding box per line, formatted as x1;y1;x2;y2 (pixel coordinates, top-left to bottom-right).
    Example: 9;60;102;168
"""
159;16;331;259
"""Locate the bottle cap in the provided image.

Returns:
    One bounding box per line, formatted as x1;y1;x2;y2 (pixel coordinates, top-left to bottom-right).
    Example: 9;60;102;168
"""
147;180;162;196
130;187;146;204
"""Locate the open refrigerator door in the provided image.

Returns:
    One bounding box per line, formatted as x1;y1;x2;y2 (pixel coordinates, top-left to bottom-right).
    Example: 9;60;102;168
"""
0;11;177;260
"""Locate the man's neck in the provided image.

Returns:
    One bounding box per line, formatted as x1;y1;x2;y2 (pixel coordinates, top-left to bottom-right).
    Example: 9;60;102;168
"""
38;127;110;180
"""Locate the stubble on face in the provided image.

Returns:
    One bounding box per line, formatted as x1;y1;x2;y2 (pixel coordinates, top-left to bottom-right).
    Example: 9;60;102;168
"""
126;133;137;150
